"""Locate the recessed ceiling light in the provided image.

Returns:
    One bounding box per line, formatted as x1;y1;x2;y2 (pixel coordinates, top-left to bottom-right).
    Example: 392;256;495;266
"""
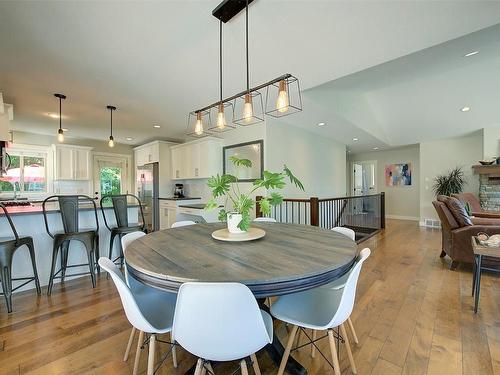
126;137;133;141
373;147;379;150
464;51;479;57
153;125;161;129
317;122;325;126
353;137;358;141
461;106;471;112
47;112;60;119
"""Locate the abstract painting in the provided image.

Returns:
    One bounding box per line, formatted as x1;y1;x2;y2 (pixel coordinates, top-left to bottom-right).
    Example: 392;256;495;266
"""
385;163;412;186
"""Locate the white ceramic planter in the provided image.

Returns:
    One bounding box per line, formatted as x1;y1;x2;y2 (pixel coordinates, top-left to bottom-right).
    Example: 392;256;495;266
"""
227;212;246;234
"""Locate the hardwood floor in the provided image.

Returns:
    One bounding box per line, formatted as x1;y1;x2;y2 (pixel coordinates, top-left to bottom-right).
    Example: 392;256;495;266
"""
0;219;499;374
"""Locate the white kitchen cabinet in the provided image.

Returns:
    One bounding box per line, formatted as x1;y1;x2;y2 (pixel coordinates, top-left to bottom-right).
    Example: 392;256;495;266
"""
53;145;92;181
171;146;184;179
74;148;91;180
159;200;195;229
171;138;222;180
134;142;160;166
134;141;178;199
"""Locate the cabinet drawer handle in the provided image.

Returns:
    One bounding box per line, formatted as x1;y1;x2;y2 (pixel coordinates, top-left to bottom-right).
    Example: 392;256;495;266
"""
195;168;199;177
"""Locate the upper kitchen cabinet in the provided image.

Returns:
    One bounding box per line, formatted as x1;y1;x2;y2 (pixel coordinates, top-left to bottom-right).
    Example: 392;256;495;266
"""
134;140;178;198
171;137;222;180
134;142;160;166
53;145;92;180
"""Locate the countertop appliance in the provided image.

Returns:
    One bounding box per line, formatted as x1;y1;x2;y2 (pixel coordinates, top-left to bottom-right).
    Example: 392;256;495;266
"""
174;183;184;198
137;163;159;232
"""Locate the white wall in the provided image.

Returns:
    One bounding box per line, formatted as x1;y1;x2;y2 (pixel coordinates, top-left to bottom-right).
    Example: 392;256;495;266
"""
266;120;346;198
419;132;482;222
348;145;420;220
482;125;500;160
183;120;347;214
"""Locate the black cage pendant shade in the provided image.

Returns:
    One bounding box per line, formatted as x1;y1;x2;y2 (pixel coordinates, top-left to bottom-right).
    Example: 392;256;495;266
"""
54;93;66;142
265;74;302;117
187;109;212;138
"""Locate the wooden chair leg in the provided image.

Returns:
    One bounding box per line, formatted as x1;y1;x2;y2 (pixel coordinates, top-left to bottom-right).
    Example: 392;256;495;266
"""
194;359;204;375
132;330;144;375
172;342;178;368
340;323;357;374
278;325;298;375
147;334;156;375
207;362;215;374
240;359;249;375
311;330;317;358
327;329;341;375
347;317;359;345
124;327;136;361
250;353;261;375
295;328;302;348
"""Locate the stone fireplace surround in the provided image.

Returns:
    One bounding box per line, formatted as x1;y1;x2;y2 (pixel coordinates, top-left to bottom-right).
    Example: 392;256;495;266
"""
473;165;500;211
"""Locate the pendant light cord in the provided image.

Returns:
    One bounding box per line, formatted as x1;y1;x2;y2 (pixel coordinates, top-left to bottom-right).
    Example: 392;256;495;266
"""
220;20;223;102
59;97;62;130
246;0;249;93
110;108;113;137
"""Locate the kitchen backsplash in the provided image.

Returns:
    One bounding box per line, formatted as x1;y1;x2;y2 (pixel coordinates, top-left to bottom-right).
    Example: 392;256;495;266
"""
53;180;91;196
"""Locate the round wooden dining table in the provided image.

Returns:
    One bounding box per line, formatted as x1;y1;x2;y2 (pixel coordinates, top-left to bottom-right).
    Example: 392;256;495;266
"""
125;222;358;375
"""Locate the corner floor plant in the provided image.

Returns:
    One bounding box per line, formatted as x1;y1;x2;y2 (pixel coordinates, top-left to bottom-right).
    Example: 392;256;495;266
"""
205;156;304;232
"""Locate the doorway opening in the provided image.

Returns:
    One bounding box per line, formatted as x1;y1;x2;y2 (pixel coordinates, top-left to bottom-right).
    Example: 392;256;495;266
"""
93;154;130;200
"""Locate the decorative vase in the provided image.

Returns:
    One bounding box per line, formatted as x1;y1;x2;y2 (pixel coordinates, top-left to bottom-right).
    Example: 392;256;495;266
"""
227;212;246;234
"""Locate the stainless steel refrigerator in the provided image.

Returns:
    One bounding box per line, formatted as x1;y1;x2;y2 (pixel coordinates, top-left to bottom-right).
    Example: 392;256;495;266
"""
136;163;159;232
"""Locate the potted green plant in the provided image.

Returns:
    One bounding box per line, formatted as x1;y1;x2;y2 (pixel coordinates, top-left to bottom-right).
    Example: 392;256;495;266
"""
432;167;466;196
205;156;304;233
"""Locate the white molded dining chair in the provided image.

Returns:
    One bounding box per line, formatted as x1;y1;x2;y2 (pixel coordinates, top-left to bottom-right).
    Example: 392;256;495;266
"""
271;248;371;375
320;227;359;345
331;226;355;241
253;217;277;223
121;232;149;366
99;257;177;375
173;282;273;375
171;220;196;228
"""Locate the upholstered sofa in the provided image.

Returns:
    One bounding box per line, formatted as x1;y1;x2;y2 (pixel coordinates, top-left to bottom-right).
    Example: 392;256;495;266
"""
432;195;500;269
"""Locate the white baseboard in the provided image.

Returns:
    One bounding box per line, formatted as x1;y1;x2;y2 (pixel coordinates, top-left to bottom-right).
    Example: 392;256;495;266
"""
386;215;420;221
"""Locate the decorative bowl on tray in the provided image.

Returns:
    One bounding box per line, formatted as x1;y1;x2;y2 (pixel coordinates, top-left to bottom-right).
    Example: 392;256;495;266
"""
479;160;495;165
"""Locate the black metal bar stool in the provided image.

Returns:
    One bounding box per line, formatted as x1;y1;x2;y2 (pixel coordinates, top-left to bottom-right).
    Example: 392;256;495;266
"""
43;195;100;295
100;194;146;268
0;204;41;313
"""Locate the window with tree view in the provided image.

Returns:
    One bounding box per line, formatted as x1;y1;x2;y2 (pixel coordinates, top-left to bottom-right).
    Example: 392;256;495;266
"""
0;153;47;193
100;166;122;196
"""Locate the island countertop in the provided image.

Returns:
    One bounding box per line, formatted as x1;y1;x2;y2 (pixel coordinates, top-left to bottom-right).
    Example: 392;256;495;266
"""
0;202;138;216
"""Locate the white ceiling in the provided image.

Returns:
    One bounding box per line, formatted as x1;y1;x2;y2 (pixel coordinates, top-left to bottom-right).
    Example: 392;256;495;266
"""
1;0;500;148
302;22;500;153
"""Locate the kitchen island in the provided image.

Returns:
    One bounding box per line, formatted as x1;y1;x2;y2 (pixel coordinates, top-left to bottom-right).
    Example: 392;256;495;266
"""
0;203;139;293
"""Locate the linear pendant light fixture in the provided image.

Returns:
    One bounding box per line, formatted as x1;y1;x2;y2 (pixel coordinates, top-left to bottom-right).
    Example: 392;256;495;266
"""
107;105;116;147
187;0;302;137
54;93;66;142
